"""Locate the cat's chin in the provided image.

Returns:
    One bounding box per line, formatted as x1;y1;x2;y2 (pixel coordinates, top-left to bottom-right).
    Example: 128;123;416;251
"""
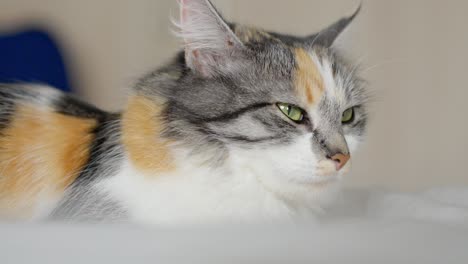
274;176;343;209
308;175;340;185
256;170;342;205
286;165;345;186
289;174;341;188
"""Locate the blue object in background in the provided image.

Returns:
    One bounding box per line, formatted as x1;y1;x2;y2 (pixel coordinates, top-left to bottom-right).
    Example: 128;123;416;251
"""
0;28;72;92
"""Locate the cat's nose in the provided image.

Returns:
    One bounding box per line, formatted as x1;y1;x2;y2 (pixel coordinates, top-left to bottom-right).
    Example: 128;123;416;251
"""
328;153;350;171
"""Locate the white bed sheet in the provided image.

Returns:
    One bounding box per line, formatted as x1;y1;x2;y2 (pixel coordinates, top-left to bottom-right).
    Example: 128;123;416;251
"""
3;187;468;264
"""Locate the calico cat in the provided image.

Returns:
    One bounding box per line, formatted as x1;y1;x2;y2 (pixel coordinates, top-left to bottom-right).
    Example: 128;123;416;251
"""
0;0;368;224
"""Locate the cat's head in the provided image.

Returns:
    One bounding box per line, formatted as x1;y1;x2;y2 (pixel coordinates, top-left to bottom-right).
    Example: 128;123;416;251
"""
137;0;368;202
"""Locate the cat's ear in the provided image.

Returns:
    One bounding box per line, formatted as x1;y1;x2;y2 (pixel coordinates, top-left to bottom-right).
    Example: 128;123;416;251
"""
305;5;361;48
177;0;244;77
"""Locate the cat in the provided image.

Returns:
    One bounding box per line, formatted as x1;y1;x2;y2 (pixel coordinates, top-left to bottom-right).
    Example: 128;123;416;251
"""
0;0;368;225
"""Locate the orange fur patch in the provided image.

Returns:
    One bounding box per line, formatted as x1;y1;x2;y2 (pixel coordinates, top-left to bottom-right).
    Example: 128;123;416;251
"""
122;96;175;173
0;105;96;218
294;48;325;106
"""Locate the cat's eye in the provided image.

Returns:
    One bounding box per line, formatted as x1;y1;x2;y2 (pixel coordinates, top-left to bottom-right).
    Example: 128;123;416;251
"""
341;107;355;124
277;103;304;122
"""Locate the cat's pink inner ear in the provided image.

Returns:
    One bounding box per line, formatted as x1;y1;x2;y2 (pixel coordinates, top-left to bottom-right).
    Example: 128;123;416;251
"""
179;0;193;31
179;0;216;46
178;0;243;76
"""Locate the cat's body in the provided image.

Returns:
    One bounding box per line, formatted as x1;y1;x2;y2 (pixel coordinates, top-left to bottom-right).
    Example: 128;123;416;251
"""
0;0;368;225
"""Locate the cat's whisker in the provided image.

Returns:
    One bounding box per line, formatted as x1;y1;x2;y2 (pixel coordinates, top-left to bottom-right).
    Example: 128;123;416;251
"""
360;57;406;75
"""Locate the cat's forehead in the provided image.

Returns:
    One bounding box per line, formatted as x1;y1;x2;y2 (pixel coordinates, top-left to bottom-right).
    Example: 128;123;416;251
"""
231;24;348;109
292;47;328;108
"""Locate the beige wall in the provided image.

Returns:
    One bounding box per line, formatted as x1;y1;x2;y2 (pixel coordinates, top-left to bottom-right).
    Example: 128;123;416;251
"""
1;0;467;190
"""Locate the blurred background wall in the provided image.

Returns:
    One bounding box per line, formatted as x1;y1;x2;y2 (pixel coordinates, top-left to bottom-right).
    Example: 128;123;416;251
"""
0;0;467;191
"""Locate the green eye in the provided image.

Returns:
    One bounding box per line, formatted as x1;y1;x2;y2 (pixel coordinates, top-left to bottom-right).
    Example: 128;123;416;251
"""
342;107;354;124
277;103;304;122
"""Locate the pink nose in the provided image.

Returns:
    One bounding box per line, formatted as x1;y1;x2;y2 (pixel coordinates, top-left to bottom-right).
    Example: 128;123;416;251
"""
329;153;350;171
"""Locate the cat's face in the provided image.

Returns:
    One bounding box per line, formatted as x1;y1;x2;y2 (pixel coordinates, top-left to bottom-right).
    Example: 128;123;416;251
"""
147;0;368;198
225;46;367;187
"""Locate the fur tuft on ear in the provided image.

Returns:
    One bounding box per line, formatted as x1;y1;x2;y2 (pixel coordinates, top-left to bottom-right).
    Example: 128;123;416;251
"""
306;4;361;48
175;0;243;77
